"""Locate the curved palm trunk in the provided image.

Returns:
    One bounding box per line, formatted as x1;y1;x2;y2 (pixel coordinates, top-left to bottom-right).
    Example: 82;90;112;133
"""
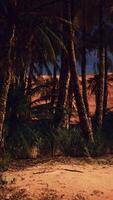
66;0;94;142
69;39;93;142
81;0;90;118
62;71;70;128
0;67;12;153
81;32;90;118
103;46;108;119
68;76;73;127
51;64;57;106
95;0;105;129
52;53;70;156
53;52;70;128
0;12;17;154
53;3;70;128
27;62;34;96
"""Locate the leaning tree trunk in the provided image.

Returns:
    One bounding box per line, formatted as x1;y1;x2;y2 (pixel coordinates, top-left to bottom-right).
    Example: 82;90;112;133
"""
0;18;17;155
68;76;73;127
51;63;57;106
81;36;90;117
0;67;12;154
53;51;70;128
81;0;90;118
53;3;70;129
103;46;108;119
52;51;70;156
95;0;105;129
66;0;94;142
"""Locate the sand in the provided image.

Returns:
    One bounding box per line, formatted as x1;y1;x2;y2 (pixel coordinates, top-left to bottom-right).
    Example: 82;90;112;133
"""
1;156;113;200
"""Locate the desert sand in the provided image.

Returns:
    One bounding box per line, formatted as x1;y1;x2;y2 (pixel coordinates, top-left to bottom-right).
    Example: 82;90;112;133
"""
1;157;113;200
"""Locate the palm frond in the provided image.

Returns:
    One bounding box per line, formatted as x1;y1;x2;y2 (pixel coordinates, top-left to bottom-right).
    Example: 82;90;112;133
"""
29;26;56;63
44;26;68;54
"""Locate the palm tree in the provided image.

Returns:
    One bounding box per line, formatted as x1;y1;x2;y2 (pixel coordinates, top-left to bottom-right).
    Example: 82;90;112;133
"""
53;19;70;129
0;0;68;154
0;0;17;154
0;66;12;155
88;69;113;115
103;46;108;119
95;0;113;128
95;0;106;129
65;0;94;142
81;0;90;118
72;0;98;119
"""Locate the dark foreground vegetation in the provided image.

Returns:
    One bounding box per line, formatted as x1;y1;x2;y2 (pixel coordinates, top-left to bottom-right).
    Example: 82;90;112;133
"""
0;0;113;170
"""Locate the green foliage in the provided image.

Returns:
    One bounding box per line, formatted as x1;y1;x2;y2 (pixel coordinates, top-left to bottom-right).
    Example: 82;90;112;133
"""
6;122;42;158
88;130;105;156
0;152;11;171
53;127;112;157
44;26;68;55
54;128;85;156
29;24;67;64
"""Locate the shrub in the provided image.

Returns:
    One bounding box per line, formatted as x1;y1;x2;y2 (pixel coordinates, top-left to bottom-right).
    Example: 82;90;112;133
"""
88;129;105;156
0;152;11;171
5;122;43;159
53;127;85;156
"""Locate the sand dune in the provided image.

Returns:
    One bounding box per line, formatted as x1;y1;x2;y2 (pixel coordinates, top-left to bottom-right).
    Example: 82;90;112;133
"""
32;74;113;123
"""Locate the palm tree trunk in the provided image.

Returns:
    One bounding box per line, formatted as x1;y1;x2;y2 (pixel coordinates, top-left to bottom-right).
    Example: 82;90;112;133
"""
62;71;70;128
53;3;70;128
52;53;70;156
81;0;90;118
69;40;93;142
0;12;17;154
81;32;90;118
68;76;73;127
53;52;70;128
27;62;34;96
95;0;105;129
0;67;12;154
66;0;94;142
51;64;57;106
103;46;108;119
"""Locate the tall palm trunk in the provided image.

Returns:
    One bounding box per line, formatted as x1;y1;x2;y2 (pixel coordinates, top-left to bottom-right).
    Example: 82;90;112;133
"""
53;4;70;128
0;0;17;153
53;52;70;128
81;0;90;118
95;0;105;129
27;61;34;98
0;67;12;153
52;52;70;156
81;36;90;117
103;46;108;119
66;0;94;142
62;72;70;128
51;64;57;106
68;76;73;127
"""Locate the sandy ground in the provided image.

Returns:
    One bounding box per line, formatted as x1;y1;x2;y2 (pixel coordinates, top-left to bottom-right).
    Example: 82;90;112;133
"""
1;156;113;200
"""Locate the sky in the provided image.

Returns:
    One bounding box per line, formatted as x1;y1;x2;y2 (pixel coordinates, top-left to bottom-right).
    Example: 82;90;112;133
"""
36;51;113;75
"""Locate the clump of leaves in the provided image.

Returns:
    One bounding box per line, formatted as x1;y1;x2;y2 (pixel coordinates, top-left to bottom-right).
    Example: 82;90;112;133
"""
54;127;85;157
6;122;42;159
88;129;105;156
0;152;11;171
